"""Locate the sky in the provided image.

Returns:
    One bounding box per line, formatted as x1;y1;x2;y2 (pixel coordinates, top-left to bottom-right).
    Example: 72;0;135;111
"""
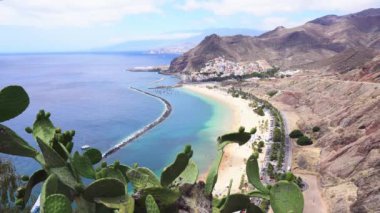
0;0;379;53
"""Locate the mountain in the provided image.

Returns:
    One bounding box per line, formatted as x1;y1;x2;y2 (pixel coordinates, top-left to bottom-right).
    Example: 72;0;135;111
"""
169;8;380;73
99;28;262;53
169;8;380;212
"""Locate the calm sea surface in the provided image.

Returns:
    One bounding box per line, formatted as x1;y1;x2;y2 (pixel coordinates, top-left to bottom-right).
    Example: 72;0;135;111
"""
0;52;233;175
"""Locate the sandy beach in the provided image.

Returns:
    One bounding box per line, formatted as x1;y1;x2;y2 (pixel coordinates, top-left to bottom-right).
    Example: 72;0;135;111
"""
182;83;272;196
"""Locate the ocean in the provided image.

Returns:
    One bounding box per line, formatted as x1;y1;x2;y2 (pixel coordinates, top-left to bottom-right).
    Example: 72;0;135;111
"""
0;52;233;176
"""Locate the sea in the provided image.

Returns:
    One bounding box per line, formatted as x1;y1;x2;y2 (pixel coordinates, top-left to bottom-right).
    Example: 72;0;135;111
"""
0;52;233;176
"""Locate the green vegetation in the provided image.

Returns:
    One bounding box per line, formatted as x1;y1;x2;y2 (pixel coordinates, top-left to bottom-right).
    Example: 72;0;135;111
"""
289;129;304;138
218;127;252;146
0;85;304;212
267;90;278;97
297;136;313;146
254;107;265;116
273;128;282;142
312;126;320;132
250;127;257;134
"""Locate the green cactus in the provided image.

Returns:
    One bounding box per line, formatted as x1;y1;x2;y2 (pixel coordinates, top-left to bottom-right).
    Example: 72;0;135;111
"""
0;85;29;122
219;194;251;213
73;151;96;179
83;178;125;202
32;110;56;144
270;181;304;213
83;148;102;165
140;187;180;207
247;190;270;200
145;194;160;213
160;145;193;187
0;124;38;158
43;194;72;213
18;170;47;209
36;137;66;168
95;195;135;213
172;160;198;186
49;166;81;191
218;130;251;146
126;167;160;190
205;150;224;195
40;174;72;208
246;154;269;194
96;166;126;184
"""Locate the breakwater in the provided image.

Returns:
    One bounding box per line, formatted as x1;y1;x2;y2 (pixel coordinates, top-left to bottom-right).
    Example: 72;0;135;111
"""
102;87;172;158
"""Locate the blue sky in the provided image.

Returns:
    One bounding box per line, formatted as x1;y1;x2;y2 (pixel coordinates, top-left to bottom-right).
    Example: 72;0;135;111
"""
0;0;379;53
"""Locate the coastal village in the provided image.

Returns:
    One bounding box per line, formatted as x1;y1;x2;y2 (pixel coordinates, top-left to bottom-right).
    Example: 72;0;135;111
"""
183;56;274;82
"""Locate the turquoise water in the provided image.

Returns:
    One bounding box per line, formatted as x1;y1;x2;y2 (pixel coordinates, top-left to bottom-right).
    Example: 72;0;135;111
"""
0;53;233;176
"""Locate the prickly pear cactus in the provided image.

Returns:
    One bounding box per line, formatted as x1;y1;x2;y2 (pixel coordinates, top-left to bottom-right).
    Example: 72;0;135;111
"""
83;178;125;202
0;124;38;158
43;194;72;213
16;170;47;209
161;145;193;187
83;148;102;164
172;160;198;186
270;181;304;213
32;110;55;144
205;150;224;195
36;137;66;168
73;151;96;179
246;154;269;194
126;167;161;190
145;194;160;213
0;85;29;122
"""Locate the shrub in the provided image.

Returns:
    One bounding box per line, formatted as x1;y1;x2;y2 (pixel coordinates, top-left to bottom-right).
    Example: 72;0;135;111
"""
258;141;265;148
273;128;282;142
267;90;278;97
297;136;313;146
289;130;303;138
254;107;265;116
312;126;320;132
250;127;257;134
239;126;245;133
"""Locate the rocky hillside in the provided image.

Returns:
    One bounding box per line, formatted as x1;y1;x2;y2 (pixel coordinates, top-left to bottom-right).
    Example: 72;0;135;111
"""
169;8;380;74
222;72;380;212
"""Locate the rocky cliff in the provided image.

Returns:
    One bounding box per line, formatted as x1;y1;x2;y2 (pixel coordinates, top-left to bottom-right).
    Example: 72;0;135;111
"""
169;8;380;74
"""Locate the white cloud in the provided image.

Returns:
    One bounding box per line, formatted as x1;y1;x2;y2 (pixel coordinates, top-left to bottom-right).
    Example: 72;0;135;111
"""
180;0;380;16
0;0;165;27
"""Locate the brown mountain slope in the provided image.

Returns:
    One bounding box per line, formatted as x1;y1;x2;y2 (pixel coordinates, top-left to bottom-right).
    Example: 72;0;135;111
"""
222;73;380;212
169;8;380;73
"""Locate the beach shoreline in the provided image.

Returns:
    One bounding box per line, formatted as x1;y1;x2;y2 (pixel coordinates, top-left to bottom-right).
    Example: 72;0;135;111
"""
182;83;271;196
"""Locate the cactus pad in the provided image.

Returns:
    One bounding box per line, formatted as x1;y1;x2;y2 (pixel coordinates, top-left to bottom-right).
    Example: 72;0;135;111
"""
172;160;198;186
145;195;160;213
83;178;125;201
270;181;304;213
21;170;47;208
32;110;55;144
246;154;269;194
205;150;224;195
0;124;38;158
126;167;160;190
219;194;251;213
36;137;66;168
140;187;180;206
160;145;193;187
83;148;102;165
43;194;72;213
73;152;96;179
95;195;135;213
0;85;29;122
